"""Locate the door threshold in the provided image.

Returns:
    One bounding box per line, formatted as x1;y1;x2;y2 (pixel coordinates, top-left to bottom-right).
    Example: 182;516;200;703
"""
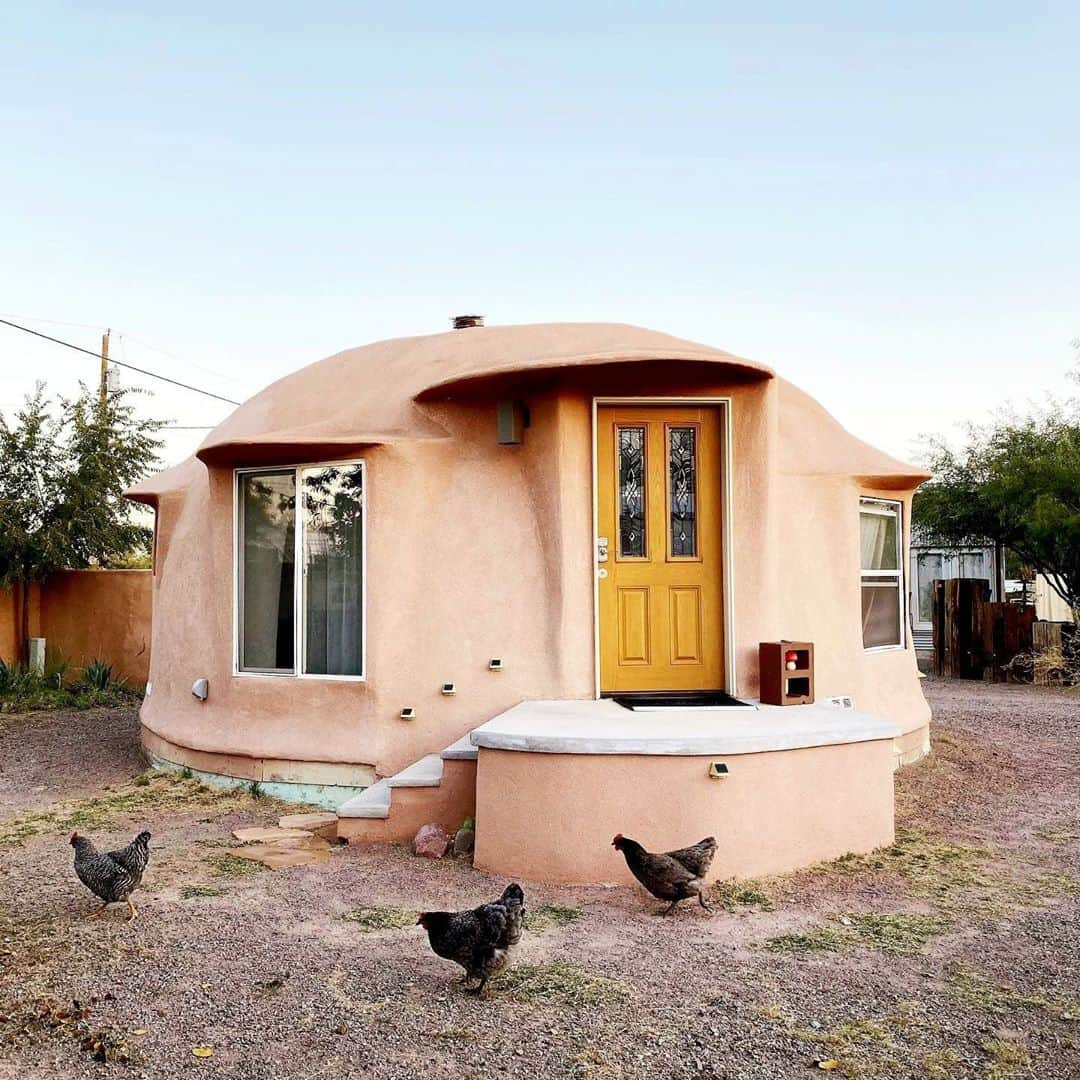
608;690;754;712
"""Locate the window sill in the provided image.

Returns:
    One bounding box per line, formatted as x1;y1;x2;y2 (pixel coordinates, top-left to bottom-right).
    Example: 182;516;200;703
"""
863;644;906;654
233;671;367;683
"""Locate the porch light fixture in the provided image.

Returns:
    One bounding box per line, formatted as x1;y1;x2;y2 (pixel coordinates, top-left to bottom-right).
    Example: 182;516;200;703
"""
497;400;529;445
488;658;504;672
399;707;416;720
708;761;729;779
441;683;457;696
191;678;209;702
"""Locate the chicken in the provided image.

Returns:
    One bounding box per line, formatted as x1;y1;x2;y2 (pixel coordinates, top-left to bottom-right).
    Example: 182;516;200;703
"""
70;830;151;921
417;883;525;993
612;833;717;914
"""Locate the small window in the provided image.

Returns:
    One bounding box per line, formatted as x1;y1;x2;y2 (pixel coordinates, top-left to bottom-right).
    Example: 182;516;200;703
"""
860;498;905;650
236;461;365;678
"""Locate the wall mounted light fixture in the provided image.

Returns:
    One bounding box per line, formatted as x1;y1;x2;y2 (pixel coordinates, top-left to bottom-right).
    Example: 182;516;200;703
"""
497;400;530;445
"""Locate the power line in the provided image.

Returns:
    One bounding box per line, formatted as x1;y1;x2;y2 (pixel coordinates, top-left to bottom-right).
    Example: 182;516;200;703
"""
0;317;241;406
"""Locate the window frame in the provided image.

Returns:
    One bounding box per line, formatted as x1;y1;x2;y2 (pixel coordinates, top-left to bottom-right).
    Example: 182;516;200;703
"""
233;459;367;681
859;497;906;653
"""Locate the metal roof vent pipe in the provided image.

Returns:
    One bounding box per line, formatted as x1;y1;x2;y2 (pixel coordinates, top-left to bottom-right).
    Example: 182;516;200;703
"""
452;314;485;329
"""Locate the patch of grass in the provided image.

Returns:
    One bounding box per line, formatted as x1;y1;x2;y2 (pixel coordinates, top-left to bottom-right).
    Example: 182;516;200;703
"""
341;907;416;931
498;962;633;1007
526;903;584;932
983;1038;1030;1080
179;885;226;900
947;965;1080;1018
206;853;268;878
765;912;951;957
764;927;849;955
787;1002;928;1079
712;879;775;911
921;1048;965;1079
0;771;265;848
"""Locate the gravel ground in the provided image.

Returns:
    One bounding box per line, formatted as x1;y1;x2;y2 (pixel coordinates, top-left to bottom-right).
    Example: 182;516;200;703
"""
1;681;1078;1080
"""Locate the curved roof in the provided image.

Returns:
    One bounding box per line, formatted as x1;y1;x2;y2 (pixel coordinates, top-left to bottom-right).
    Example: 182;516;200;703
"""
778;381;931;488
193;322;773;466
126;321;928;502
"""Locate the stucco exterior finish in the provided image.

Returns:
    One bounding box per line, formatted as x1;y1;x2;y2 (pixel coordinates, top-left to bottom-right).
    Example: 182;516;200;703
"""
127;323;930;784
473;740;896;885
0;571;151;684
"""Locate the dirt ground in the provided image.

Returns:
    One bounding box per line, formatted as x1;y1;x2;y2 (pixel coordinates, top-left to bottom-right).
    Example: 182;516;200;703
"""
0;680;1077;1080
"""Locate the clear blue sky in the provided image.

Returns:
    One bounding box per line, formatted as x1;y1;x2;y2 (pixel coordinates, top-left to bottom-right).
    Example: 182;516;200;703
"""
1;2;1077;466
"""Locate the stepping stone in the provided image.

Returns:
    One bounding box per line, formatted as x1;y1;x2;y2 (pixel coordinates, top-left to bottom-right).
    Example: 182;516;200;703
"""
232;826;314;844
226;834;332;870
278;812;339;839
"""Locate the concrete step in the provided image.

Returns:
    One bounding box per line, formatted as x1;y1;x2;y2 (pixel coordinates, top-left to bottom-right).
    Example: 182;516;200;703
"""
336;731;479;837
387;754;444;788
338;778;392;819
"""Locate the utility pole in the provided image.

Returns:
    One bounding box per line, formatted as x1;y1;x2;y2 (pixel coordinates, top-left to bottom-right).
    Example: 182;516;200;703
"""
99;328;111;414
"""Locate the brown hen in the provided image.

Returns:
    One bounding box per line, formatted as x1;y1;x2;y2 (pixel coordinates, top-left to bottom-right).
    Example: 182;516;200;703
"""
612;833;717;914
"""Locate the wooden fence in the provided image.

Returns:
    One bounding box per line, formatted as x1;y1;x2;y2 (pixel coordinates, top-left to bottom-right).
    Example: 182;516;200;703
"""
930;578;1036;681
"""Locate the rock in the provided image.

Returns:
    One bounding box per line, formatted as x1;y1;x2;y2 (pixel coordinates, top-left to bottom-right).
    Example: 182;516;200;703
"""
452;827;475;858
413;823;452;859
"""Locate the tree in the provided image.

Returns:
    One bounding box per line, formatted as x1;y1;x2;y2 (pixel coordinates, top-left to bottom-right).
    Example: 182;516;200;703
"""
0;382;163;660
914;372;1080;624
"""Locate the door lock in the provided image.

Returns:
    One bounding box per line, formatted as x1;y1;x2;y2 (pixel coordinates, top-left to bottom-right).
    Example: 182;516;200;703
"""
596;536;609;563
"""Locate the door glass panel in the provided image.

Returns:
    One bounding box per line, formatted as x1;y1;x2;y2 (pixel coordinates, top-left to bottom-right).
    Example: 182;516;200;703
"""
238;470;296;672
669;426;697;556
617;426;646;557
301;463;364;676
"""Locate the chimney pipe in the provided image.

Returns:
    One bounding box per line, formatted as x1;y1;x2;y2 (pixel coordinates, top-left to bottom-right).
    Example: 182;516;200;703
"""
452;314;485;329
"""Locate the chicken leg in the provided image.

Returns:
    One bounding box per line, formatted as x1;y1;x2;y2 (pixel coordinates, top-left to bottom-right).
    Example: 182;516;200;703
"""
85;902;109;920
126;898;139;921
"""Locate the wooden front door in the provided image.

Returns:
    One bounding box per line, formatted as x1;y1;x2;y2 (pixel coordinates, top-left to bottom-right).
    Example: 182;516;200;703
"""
597;404;725;693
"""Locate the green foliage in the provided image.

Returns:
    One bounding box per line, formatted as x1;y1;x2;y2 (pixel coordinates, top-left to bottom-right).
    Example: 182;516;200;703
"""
914;376;1080;618
80;659;115;691
0;381;163;656
0;659;138;714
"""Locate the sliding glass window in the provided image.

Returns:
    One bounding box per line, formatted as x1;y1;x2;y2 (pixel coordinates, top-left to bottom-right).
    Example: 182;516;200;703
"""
236;462;365;678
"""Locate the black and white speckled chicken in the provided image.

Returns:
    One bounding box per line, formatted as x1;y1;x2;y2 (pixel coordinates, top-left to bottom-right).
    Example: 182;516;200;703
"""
70;830;151;920
417;883;525;993
612;833;717;914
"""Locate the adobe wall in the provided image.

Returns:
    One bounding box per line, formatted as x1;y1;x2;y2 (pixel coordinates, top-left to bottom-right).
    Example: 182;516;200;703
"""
0;570;151;685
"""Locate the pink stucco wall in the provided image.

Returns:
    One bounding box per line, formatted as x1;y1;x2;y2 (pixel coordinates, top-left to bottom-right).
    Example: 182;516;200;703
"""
474;739;897;885
130;324;930;783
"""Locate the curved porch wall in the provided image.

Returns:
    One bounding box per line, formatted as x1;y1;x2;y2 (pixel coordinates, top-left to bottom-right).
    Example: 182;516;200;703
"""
139;372;926;778
473;742;896;885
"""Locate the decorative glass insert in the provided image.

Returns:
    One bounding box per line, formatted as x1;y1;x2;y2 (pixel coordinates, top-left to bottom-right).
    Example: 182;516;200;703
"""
618;426;646;557
238;470;297;673
302;463;364;677
669;427;698;556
